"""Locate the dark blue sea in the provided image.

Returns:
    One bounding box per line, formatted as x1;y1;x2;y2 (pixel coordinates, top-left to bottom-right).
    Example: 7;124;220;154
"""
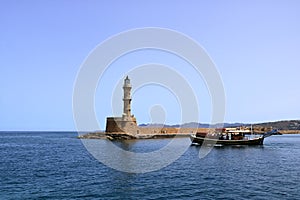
0;132;299;200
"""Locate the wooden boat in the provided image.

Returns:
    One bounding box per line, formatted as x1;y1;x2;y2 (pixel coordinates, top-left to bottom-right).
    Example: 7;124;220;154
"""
190;127;278;146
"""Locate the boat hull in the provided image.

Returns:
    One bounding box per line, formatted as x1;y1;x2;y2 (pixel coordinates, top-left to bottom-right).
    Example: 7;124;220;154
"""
190;135;264;146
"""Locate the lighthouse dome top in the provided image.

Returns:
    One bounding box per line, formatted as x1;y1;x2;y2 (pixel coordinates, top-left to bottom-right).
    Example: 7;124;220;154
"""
124;76;131;86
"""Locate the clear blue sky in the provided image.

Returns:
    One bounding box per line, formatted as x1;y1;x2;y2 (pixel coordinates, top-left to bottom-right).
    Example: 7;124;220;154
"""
1;0;300;130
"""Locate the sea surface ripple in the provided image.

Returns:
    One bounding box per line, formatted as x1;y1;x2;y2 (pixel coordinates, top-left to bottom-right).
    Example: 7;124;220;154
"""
0;132;299;199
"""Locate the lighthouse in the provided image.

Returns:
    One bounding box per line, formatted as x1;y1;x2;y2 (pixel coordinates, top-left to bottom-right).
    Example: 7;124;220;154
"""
105;76;137;133
122;76;132;120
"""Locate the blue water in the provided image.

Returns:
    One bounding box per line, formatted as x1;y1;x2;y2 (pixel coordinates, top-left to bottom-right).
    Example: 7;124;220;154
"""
0;132;299;199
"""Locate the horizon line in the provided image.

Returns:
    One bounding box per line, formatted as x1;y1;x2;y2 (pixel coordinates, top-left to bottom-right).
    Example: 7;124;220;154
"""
1;118;299;132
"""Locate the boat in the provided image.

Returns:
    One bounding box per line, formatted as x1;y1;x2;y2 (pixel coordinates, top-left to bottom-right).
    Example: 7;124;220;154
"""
190;127;278;146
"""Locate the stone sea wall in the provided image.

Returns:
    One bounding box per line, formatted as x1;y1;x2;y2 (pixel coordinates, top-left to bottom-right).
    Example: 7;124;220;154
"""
77;125;299;140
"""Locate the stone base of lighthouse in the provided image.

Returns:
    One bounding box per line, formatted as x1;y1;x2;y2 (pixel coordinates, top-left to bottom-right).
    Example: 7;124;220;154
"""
105;115;138;134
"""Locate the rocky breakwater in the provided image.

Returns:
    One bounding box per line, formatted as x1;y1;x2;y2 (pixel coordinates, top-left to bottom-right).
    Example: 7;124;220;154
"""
77;131;191;140
78;132;137;140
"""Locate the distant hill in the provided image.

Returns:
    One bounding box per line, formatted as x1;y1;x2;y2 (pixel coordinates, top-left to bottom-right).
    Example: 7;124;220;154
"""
255;120;300;130
139;120;300;130
139;123;209;128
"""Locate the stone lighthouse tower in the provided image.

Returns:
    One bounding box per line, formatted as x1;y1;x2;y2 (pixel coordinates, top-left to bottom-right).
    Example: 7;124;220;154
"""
122;76;132;120
105;76;137;133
